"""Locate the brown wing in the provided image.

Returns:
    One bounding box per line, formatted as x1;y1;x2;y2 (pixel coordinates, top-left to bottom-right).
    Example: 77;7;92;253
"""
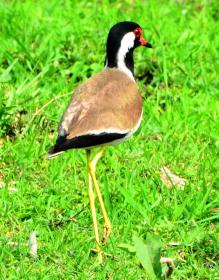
49;68;142;155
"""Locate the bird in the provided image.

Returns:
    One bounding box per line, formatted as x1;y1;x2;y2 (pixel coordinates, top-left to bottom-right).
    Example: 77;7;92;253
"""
47;21;152;262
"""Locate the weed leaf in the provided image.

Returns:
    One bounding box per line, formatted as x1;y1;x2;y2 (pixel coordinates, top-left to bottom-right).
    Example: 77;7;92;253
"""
133;235;162;279
146;234;162;277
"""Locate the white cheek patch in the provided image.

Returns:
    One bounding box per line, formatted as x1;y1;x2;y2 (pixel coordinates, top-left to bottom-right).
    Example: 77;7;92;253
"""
117;32;135;81
120;31;135;51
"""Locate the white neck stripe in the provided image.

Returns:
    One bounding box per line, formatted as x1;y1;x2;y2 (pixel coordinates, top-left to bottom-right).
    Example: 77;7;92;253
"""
117;32;135;82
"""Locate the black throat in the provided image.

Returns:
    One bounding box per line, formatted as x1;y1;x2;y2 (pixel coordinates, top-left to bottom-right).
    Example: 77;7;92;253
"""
105;45;135;76
105;34;134;76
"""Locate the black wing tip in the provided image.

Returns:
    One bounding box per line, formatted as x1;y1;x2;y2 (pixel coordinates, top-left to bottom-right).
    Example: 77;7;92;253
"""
64;133;127;149
47;151;63;160
47;132;127;157
47;146;64;160
46;135;67;159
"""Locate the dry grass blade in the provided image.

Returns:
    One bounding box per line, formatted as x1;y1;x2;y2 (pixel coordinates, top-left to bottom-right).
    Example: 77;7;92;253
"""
211;208;219;213
29;231;38;259
8;187;18;192
160;166;187;190
0;172;4;189
168;242;180;246
20;92;72;137
0;175;18;192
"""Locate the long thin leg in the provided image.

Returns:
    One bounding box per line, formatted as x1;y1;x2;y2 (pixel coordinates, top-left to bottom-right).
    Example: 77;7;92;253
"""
86;150;103;263
89;147;112;244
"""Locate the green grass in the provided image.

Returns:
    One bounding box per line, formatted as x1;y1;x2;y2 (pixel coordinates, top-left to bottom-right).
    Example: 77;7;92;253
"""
0;0;219;279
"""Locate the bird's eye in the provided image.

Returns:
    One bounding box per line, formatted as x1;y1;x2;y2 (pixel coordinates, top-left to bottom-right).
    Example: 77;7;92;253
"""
134;28;141;38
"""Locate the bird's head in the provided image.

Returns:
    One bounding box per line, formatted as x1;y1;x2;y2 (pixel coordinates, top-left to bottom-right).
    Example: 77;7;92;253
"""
107;21;152;50
105;21;152;77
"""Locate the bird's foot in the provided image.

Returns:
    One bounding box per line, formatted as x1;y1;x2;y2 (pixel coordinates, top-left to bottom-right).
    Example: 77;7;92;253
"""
91;248;104;263
91;248;119;262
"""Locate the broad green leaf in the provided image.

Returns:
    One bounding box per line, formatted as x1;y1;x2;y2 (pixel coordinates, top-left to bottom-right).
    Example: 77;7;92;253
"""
133;234;162;279
133;235;157;280
145;234;162;278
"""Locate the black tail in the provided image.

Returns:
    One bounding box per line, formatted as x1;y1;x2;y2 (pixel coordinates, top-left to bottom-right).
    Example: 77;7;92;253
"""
47;132;127;159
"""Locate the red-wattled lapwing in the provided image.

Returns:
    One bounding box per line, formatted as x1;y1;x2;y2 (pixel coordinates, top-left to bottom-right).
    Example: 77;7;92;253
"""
48;21;152;262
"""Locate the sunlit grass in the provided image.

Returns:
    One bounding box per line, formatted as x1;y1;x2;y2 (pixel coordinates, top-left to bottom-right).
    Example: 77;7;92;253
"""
0;0;218;279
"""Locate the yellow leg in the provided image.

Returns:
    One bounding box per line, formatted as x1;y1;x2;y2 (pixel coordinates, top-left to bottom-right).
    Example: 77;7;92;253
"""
89;147;112;244
86;150;103;263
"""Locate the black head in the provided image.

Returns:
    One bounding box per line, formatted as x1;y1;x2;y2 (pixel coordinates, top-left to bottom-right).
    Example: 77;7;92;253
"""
105;21;152;76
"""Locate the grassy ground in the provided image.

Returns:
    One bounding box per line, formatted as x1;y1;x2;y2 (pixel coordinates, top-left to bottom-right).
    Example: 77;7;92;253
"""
0;0;219;279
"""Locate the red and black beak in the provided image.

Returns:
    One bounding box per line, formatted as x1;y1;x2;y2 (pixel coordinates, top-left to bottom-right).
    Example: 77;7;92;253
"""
134;27;152;48
139;37;152;48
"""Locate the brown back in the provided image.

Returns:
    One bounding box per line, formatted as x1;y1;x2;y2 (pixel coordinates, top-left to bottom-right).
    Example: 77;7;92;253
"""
59;68;142;139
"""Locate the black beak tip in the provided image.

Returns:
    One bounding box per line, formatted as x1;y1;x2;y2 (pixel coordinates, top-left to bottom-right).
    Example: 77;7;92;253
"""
146;42;152;48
